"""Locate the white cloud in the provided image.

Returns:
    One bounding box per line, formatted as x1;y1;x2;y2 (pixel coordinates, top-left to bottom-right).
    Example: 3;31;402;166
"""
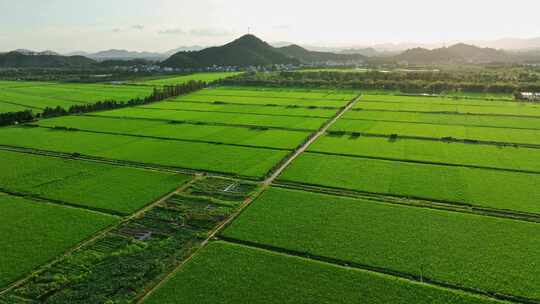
189;27;232;37
158;27;185;35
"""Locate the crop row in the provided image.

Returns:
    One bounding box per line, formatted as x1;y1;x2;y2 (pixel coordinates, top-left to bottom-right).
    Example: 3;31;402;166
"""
174;92;351;107
0;126;289;178
309;134;540;173
36;115;311;150
222;187;540;301
0;194;118;289
142;241;501;304
343;110;540;130
0;149;190;214
142;100;340;118
130;72;243;86
279;152;540;214
94;107;329;130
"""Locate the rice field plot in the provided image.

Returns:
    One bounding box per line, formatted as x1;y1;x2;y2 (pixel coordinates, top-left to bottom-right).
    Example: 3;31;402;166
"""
309;135;540;172
360;94;517;106
1;177;250;303
331;118;540;145
222;188;540;301
36;115;311;150
0;81;153;114
199;86;358;100
355;97;540;117
343;110;540;130
142;241;500;304
174;92;351;107
0;101;29;113
94;107;328;130
141;100;340;118
0;194;118;289
131;72;243;86
279;152;540;214
0;127;288;178
0;149;190;214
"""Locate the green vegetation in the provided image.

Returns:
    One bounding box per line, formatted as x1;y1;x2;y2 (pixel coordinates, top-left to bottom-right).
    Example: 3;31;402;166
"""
0;149;190;214
223;188;540;301
343;110;540;129
175;93;351;107
1;177;249;303
279;152;540;214
0;127;288;178
141;100;339;118
332;119;540;145
94;107;328;130
0;81;153;114
0;194;118;288
144;241;501;304
310;135;540;172
131;72;243;86
36;116;311;150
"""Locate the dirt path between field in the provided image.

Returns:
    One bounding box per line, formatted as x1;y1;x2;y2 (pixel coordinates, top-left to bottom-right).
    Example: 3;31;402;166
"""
135;93;361;303
264;94;361;185
0;175;202;297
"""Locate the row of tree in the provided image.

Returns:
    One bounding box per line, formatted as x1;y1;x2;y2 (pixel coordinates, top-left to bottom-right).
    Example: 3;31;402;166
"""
0;80;207;126
223;71;540;94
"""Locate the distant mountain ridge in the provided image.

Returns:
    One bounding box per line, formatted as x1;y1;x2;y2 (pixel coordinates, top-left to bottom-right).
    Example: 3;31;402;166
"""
389;43;512;64
161;35;299;68
0;51;95;68
276;44;366;64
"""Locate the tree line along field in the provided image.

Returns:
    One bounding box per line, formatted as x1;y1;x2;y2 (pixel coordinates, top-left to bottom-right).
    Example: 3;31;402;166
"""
0;72;245;115
0;81;153;114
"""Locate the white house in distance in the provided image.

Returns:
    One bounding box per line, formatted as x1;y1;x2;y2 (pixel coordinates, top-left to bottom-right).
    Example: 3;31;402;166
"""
516;92;540;102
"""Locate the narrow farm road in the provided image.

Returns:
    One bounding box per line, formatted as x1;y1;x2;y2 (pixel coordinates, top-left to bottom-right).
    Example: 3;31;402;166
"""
136;93;361;303
264;93;361;185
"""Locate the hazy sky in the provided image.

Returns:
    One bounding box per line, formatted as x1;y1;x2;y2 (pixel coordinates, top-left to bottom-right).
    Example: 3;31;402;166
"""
1;0;539;52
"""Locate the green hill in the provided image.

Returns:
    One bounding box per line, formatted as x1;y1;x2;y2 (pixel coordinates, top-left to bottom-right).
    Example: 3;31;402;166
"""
276;44;366;64
0;51;96;68
161;35;300;68
391;43;511;64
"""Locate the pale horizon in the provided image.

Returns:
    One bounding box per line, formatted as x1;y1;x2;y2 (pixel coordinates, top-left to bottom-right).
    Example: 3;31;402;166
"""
1;0;540;53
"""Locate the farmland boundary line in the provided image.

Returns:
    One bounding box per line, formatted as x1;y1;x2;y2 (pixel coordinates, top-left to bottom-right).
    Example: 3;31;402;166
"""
134;93;362;303
0;176;202;297
166;99;342;110
304;150;540;175
83;113;316;132
324;130;540;149
273;181;540;223
218;236;538;304
32;125;294;152
0;188;125;217
339;117;540;132
353;107;540;119
138;106;334;119
0;144;263;182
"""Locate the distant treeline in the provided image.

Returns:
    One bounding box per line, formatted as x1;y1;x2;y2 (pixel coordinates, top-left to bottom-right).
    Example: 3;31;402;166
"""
223;70;540;94
0;80;206;126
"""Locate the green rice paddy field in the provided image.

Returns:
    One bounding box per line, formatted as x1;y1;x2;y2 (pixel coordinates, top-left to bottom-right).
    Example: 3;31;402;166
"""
222;188;540;301
0;194;118;288
0;149;190;214
144;241;502;304
131;72;243;86
1;85;538;304
0;81;153;113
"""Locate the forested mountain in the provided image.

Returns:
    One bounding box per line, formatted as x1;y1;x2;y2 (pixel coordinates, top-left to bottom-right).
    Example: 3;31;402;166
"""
0;51;95;68
389;43;511;64
161;35;299;68
276;44;366;64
